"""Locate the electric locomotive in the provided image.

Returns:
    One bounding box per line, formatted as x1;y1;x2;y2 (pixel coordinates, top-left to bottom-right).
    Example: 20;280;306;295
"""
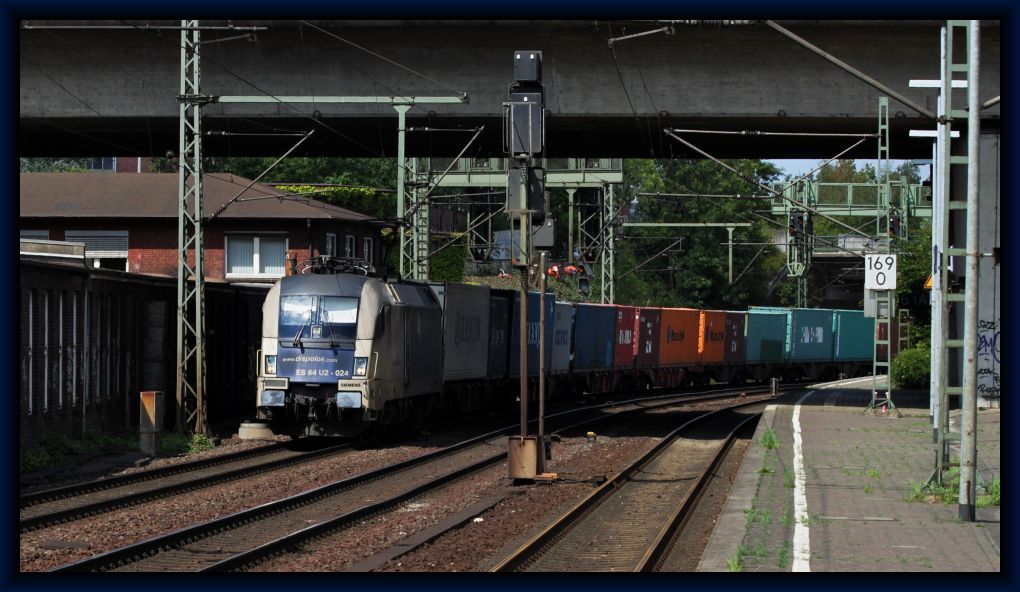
256;257;443;436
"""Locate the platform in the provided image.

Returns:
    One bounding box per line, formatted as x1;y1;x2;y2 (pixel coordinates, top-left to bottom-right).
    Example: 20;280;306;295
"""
699;376;1000;572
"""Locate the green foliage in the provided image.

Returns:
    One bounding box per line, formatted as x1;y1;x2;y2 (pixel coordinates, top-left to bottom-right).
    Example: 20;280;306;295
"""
429;236;467;283
760;428;780;450
783;467;794;489
980;476;1000;507
163;433;217;454
20;431;138;472
890;347;931;389
611;158;784;309
777;544;789;569
207;157;398;220
726;555;743;572
20;157;91;172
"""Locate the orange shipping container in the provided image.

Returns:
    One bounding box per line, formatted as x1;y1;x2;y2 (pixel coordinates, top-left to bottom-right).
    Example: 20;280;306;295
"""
658;308;701;367
699;310;728;365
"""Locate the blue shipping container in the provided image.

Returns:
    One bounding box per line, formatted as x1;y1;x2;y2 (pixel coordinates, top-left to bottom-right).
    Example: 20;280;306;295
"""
509;291;556;377
487;290;514;379
550;302;574;374
573;304;617;371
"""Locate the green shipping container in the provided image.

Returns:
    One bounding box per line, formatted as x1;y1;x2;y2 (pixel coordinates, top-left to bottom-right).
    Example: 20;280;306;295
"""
833;309;875;361
746;309;788;363
749;307;835;363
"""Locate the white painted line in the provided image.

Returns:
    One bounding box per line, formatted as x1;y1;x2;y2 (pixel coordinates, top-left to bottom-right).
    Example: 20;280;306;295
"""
792;390;814;572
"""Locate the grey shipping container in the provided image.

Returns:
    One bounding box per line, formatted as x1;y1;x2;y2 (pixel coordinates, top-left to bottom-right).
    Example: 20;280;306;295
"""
550;302;573;374
746;309;788;363
833;309;874;361
487;290;514;379
441;283;491;382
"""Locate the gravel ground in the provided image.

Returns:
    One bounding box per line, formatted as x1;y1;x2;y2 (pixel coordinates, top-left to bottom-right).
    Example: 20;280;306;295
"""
19;442;440;572
20;394;766;572
255;434;660;572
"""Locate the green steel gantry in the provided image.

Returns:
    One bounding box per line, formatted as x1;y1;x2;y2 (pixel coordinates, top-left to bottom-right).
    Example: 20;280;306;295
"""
413;158;623;300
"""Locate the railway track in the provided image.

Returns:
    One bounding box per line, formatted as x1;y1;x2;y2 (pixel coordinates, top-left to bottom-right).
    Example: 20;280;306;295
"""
490;400;765;572
52;385;777;572
20;440;352;532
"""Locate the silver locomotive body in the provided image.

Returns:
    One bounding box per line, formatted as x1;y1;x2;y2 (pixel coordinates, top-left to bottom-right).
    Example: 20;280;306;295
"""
256;273;443;436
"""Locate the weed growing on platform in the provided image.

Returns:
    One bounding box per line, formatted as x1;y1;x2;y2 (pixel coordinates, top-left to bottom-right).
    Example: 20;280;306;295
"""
864;484;873;495
759;509;772;526
867;468;881;480
978;476;1000;507
783;468;794;488
727;553;744;572
760;428;780;450
777;543;789;569
780;508;792;527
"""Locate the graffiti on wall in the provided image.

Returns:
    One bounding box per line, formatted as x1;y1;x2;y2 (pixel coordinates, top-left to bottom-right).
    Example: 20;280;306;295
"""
977;319;1000;401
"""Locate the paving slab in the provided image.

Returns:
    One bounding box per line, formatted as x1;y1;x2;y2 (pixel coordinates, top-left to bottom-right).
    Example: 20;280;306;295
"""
699;377;1000;572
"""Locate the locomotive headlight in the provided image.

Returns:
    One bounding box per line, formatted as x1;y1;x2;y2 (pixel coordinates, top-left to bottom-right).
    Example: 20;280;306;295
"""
264;355;277;376
261;390;285;407
353;357;369;377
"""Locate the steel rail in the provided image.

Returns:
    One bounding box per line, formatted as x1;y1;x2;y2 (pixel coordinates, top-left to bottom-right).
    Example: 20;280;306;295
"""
51;384;775;572
209;388;780;572
21;443;353;532
21;442;288;508
490;398;771;572
636;412;760;571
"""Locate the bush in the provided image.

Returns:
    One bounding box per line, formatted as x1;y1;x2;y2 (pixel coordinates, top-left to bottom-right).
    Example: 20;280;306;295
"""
162;433;217;454
890;347;930;389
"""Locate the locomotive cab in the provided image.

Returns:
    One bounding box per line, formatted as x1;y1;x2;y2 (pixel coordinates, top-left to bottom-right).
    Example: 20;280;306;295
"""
257;272;443;436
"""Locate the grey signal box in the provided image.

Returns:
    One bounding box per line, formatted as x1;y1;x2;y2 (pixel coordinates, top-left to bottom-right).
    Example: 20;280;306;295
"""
509;91;543;155
514;50;542;83
507;165;547;224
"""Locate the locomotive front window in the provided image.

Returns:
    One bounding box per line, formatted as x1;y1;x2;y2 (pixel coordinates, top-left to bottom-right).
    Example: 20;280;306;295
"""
279;295;358;345
320;296;358;340
280;296;315;338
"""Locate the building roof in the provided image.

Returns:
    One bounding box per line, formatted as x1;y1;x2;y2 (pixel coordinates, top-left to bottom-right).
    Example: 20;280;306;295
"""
20;172;378;223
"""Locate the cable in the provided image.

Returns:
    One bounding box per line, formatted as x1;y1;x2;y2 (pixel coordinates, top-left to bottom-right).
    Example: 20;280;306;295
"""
606;22;654;157
298;20;467;98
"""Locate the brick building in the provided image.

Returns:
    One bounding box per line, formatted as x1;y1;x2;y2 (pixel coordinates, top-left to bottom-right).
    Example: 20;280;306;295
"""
20;172;388;283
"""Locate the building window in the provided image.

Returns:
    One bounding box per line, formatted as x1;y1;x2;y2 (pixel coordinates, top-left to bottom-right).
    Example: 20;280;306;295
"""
87;157;116;172
225;235;288;278
363;237;374;264
64;230;129;271
326;233;337;257
345;235;356;258
20;230;49;240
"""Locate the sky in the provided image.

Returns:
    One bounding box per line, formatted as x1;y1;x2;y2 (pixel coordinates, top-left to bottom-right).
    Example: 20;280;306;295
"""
767;159;931;181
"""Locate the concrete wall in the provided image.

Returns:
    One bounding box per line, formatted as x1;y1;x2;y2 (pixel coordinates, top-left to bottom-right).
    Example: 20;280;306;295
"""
19;259;265;451
19;21;1000;158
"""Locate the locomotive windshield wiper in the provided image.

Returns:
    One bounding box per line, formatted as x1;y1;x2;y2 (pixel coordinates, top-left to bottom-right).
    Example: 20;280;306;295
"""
292;312;312;347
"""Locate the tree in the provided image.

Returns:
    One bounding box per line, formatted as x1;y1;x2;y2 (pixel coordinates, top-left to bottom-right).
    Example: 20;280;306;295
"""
20;157;90;172
609;158;784;309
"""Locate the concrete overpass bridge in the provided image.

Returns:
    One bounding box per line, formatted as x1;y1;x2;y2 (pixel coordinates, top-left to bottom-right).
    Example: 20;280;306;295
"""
19;20;1000;159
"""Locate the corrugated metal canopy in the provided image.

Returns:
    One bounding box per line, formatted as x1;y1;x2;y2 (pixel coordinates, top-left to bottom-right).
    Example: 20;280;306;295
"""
20;172;378;222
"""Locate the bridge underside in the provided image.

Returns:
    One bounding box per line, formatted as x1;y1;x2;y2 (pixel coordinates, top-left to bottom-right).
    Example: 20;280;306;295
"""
20;115;988;159
19;20;999;159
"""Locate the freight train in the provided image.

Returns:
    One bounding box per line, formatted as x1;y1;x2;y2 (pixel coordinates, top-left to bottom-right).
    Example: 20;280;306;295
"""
255;261;875;436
